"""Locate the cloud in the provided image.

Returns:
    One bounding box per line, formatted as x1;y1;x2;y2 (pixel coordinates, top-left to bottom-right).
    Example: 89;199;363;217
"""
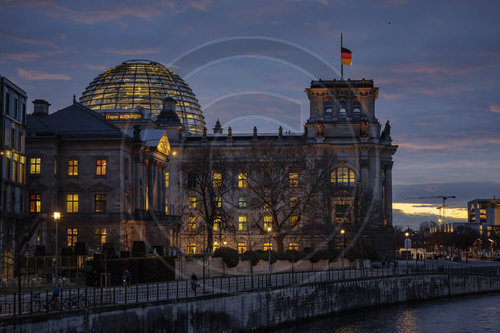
17;68;70;80
0;53;39;62
0;33;57;48
86;64;107;71
392;64;484;76
102;48;160;55
9;0;214;24
489;103;500;114
393;202;467;220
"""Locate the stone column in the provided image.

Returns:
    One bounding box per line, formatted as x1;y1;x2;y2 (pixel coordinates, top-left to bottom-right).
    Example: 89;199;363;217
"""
382;161;394;227
360;158;370;191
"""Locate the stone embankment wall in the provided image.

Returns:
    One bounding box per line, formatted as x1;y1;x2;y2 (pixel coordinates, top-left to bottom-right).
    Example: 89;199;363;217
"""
176;257;355;279
2;274;500;333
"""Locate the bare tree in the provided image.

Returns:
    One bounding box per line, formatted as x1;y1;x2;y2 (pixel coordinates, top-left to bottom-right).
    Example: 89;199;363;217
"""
235;141;336;252
181;145;232;254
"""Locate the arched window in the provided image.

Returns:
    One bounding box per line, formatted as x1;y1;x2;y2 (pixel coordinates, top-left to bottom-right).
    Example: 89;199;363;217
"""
353;102;361;117
324;102;332;114
338;101;347;117
331;167;355;186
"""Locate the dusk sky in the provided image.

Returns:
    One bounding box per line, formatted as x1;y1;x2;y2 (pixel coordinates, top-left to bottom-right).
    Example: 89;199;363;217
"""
1;0;499;228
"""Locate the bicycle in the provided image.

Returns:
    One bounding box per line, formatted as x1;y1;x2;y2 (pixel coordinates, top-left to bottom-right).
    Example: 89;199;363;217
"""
32;293;61;312
63;294;91;309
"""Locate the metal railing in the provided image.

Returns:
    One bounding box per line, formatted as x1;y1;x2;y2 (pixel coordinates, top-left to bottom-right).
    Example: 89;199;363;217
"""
1;262;498;318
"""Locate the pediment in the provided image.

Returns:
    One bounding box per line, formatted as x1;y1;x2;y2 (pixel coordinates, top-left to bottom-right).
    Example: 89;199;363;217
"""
61;182;84;192
89;182;113;192
157;132;171;155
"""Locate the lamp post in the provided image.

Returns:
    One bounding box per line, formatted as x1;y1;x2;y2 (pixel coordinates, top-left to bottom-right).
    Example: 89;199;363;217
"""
53;212;61;289
405;231;410;274
340;229;345;279
267;226;272;286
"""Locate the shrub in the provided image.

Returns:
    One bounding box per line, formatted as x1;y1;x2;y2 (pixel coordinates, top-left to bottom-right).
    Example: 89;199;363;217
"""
241;251;260;266
213;247;239;268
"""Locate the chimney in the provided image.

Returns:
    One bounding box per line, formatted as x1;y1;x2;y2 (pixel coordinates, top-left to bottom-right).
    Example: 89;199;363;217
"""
33;99;50;116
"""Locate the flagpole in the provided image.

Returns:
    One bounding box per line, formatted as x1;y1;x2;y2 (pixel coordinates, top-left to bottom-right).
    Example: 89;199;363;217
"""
341;32;343;80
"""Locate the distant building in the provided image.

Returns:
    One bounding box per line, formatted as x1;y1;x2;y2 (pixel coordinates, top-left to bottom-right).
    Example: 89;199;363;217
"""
25;99;181;257
0;75;27;279
468;199;500;236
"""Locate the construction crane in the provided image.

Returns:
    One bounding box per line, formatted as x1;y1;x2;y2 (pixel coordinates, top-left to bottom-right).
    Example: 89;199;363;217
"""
404;195;456;225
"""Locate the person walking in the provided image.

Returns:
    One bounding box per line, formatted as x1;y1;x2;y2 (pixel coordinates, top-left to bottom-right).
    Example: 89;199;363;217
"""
190;272;198;295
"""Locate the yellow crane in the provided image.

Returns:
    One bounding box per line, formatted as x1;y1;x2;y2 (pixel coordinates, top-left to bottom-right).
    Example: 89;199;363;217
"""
404;195;457;225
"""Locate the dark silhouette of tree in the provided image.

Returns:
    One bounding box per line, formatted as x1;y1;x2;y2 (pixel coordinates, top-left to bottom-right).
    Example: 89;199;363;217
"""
235;141;335;252
181;145;233;253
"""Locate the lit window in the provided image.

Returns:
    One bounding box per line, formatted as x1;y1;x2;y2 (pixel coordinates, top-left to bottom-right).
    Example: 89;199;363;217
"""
187;243;196;255
215;196;222;208
29;193;41;213
20;158;25;184
66;194;79;213
67;228;78;247
289;172;299;188
95;194;106;213
264;242;272;251
264;214;273;230
12;159;17;182
213;216;221;231
238;196;247;208
96;159;107;176
289;196;298;208
238;173;247;188
68;160;78;176
188;196;196;208
165;197;168;214
238;243;247;254
238;215;247;231
95;228;106;247
165;172;169;188
188;216;196;231
213;172;222;187
331;167;355;185
289;242;299;251
53;158;57;177
30;157;41;175
333;191;353;224
290;215;299;230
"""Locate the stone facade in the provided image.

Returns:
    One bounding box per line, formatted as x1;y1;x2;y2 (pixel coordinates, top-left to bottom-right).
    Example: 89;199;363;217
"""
162;79;397;254
0;75;27;279
25;100;181;257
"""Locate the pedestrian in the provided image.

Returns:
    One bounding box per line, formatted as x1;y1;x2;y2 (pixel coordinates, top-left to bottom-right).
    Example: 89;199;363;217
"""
191;272;198;295
123;269;132;287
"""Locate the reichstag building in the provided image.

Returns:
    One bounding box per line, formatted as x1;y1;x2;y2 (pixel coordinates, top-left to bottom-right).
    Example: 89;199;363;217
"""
26;60;397;258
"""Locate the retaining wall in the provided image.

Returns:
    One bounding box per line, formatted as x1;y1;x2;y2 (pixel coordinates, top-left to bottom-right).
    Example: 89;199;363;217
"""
2;273;500;333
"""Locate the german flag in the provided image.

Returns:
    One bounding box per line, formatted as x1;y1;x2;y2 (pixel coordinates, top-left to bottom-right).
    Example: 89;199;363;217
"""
341;47;352;66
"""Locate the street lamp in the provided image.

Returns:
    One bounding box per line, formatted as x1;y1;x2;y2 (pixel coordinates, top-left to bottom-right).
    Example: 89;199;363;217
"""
267;226;272;286
405;231;410;274
340;229;345;279
53;212;61;289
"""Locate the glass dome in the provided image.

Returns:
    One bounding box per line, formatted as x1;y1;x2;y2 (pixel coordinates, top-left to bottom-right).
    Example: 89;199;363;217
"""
80;59;205;134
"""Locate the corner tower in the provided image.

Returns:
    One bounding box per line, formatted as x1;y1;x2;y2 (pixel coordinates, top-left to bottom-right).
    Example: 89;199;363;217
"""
305;79;380;139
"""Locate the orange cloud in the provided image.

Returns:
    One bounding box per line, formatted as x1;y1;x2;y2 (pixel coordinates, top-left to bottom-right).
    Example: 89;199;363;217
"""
17;68;70;80
0;53;39;62
489;103;500;114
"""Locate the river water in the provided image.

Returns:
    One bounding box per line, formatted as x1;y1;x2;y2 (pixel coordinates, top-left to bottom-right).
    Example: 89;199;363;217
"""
275;293;500;333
